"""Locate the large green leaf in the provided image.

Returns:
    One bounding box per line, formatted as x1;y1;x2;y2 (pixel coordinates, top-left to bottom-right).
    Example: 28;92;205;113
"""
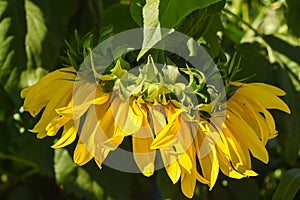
285;0;300;37
273;168;300;200
130;0;144;27
130;0;222;29
159;0;222;28
0;0;77;103
263;35;300;65
37;0;78;69
274;65;300;166
133;0;224;60
101;3;138;34
24;0;46;69
67;0;101;34
176;0;225;39
54;148;105;200
0;0;26;99
137;0;161;60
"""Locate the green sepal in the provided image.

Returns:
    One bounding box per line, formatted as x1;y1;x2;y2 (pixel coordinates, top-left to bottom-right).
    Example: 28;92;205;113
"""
139;55;158;82
110;60;127;78
162;64;180;84
61;30;95;70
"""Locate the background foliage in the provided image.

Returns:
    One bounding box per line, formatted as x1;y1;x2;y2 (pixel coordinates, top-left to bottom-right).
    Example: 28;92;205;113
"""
0;0;299;199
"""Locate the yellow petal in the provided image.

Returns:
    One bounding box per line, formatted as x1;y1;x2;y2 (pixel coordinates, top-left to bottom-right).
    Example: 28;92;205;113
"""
46;116;70;136
151;108;181;149
181;171;196;198
221;124;252;173
150;118;180;149
101;135;124;150
217;148;245;179
247;82;286;96
73;140;93;166
51;121;77;148
29;80;73;135
178;152;193;174
133;136;155;177
148;104;166;134
94;158;103;169
160;149;181;184
226;110;269;163
196;125;219;189
237;84;290;114
22;67;76;117
112;97;143;135
57;94;110;119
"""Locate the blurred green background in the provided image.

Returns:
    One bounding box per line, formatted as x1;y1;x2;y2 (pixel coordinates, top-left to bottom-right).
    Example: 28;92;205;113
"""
0;0;300;199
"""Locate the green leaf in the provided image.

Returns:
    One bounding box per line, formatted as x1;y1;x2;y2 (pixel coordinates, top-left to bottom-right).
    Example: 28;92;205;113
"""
286;0;300;37
24;0;46;69
130;0;144;27
159;0;222;28
130;0;223;29
101;3;138;34
203;14;226;62
67;0;102;34
54;148;105;200
274;65;300;165
0;0;76;103
39;0;78;69
0;0;26;99
236;42;276;83
135;0;224;60
273;169;300;200
137;0;161;60
263;35;300;65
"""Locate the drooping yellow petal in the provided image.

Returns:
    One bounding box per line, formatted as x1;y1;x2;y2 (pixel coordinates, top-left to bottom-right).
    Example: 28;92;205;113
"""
46;116;70;136
218;154;244;179
228;99;265;143
221;124;252;173
245;82;286;96
160;148;181;184
148;104;166;134
196;124;219;189
150;117;180;149
181;170;196;198
233;93;278;140
132;135;155;177
29;78;74;138
226;110;269;164
101;136;124;150
236;83;290;113
111;97;143;135
22;67;76;117
178;152;193;174
132;104;156;177
51;121;77;148
175;119;195;174
73;140;93;166
151;107;181;149
56;94;110;119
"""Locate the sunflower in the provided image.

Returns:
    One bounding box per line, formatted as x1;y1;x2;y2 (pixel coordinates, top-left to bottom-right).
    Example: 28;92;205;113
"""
21;57;290;198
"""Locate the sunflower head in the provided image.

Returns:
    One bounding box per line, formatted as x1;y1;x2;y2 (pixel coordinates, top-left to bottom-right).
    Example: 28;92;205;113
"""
21;51;290;198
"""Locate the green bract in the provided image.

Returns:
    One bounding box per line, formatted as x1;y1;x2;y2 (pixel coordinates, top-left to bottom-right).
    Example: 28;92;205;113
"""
96;55;218;119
